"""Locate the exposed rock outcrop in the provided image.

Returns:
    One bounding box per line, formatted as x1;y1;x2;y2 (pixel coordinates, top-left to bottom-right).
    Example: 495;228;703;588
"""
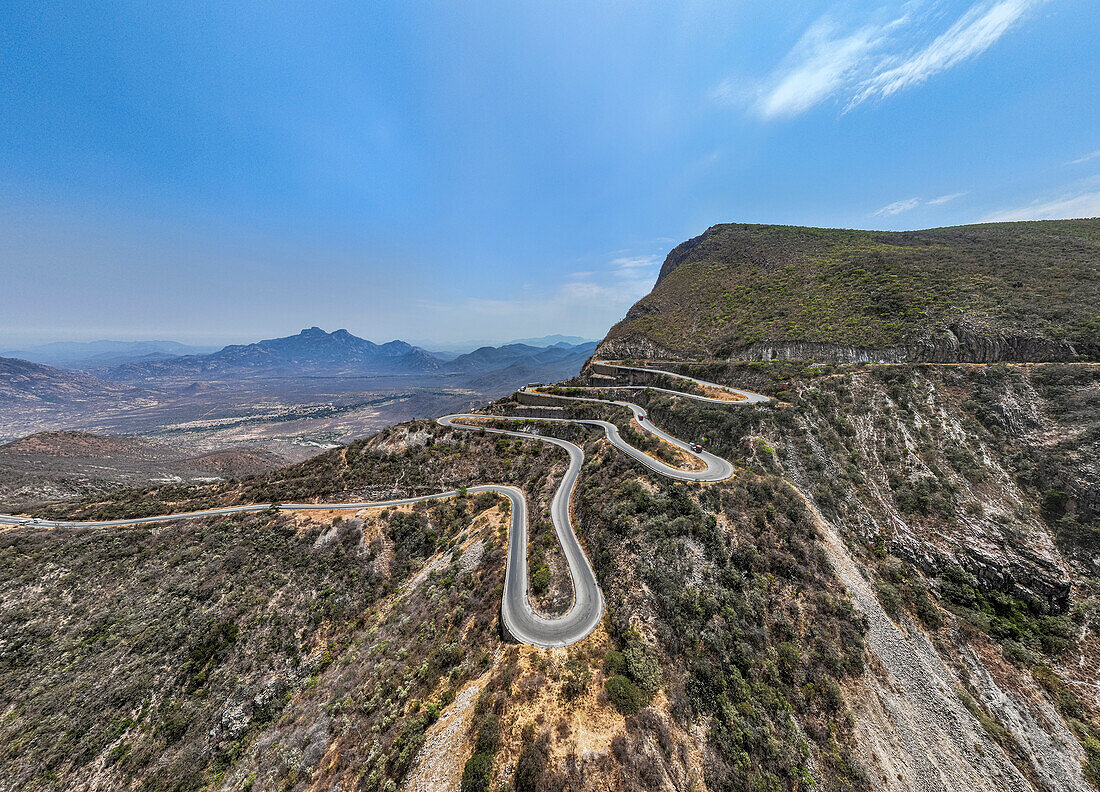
596;321;1080;365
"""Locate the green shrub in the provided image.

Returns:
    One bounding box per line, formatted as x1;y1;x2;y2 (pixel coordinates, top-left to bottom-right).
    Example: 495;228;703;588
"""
776;641;800;673
156;709;190;745
531;564;551;595
875;581;902;616
1041;489;1068;520
460;752;493;792
911;585;943;629
604;674;647;715
473;712;499;755
1082;736;1100;786
604;649;626;676
623;643;663;692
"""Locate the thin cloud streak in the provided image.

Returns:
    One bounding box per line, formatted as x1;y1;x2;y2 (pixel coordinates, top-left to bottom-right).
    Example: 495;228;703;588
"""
1068;150;1100;165
982;190;1100;221
851;0;1044;107
874;197;921;215
610;254;662;270
413;252;662;340
871;199;924;217
928;191;968;205
873;190;966;216
737;0;1045;120
754;19;888;119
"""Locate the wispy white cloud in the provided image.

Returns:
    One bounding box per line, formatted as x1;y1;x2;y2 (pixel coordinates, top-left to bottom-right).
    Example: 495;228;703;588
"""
874;197;921;215
927;191;968;205
729;0;1046;120
753;19;890;119
982;190;1100;221
1068;150;1100;165
551;252;662;308
413;251;663;339
873;190;967;216
609;254;662;270
851;0;1043;107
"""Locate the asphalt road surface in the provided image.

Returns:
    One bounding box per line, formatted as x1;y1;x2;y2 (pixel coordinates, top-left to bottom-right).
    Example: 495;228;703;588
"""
0;363;769;648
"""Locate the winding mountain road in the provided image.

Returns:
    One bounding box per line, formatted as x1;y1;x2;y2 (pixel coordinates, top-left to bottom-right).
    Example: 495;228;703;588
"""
592;362;771;405
0;363;769;648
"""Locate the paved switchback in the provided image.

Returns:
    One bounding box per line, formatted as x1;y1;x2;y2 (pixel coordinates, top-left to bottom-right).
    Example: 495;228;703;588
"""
0;363;770;648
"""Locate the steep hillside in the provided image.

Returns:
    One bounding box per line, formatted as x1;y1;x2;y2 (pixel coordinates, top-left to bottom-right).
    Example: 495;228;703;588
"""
5;402;878;792
585;217;1100;791
5;361;1100;791
0;494;513;792
591;360;1100;791
10;357;1100;792
599;219;1100;363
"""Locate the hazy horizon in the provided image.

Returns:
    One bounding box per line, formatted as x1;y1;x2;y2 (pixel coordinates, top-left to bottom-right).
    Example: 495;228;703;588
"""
0;326;601;353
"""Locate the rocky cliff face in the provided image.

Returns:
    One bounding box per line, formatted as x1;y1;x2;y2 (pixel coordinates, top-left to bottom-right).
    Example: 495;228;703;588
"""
598;322;1081;364
598;358;1100;791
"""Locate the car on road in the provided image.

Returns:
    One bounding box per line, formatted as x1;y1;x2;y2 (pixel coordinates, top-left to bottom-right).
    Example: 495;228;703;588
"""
691;443;704;452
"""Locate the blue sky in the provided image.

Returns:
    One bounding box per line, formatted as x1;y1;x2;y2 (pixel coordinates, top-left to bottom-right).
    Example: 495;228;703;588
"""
1;0;1096;347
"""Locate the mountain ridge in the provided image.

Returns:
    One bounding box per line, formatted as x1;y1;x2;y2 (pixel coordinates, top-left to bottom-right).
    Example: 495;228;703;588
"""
0;356;138;405
101;327;443;380
601;218;1100;363
447;341;598;374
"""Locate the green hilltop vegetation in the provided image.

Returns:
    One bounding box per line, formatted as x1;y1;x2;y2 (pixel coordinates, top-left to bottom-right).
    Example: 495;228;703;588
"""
600;219;1100;361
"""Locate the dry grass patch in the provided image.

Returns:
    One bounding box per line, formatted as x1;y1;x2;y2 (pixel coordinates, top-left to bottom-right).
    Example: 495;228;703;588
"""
628;419;706;472
500;627;625;764
697;382;748;401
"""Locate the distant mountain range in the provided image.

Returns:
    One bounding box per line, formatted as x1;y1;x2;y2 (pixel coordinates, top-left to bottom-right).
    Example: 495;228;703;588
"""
0;328;596;412
87;327;596;382
0;339;219;369
0;329;596;453
445;341;597;374
1;330;601;379
420;334;598;358
505;334;595;347
100;327;442;380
